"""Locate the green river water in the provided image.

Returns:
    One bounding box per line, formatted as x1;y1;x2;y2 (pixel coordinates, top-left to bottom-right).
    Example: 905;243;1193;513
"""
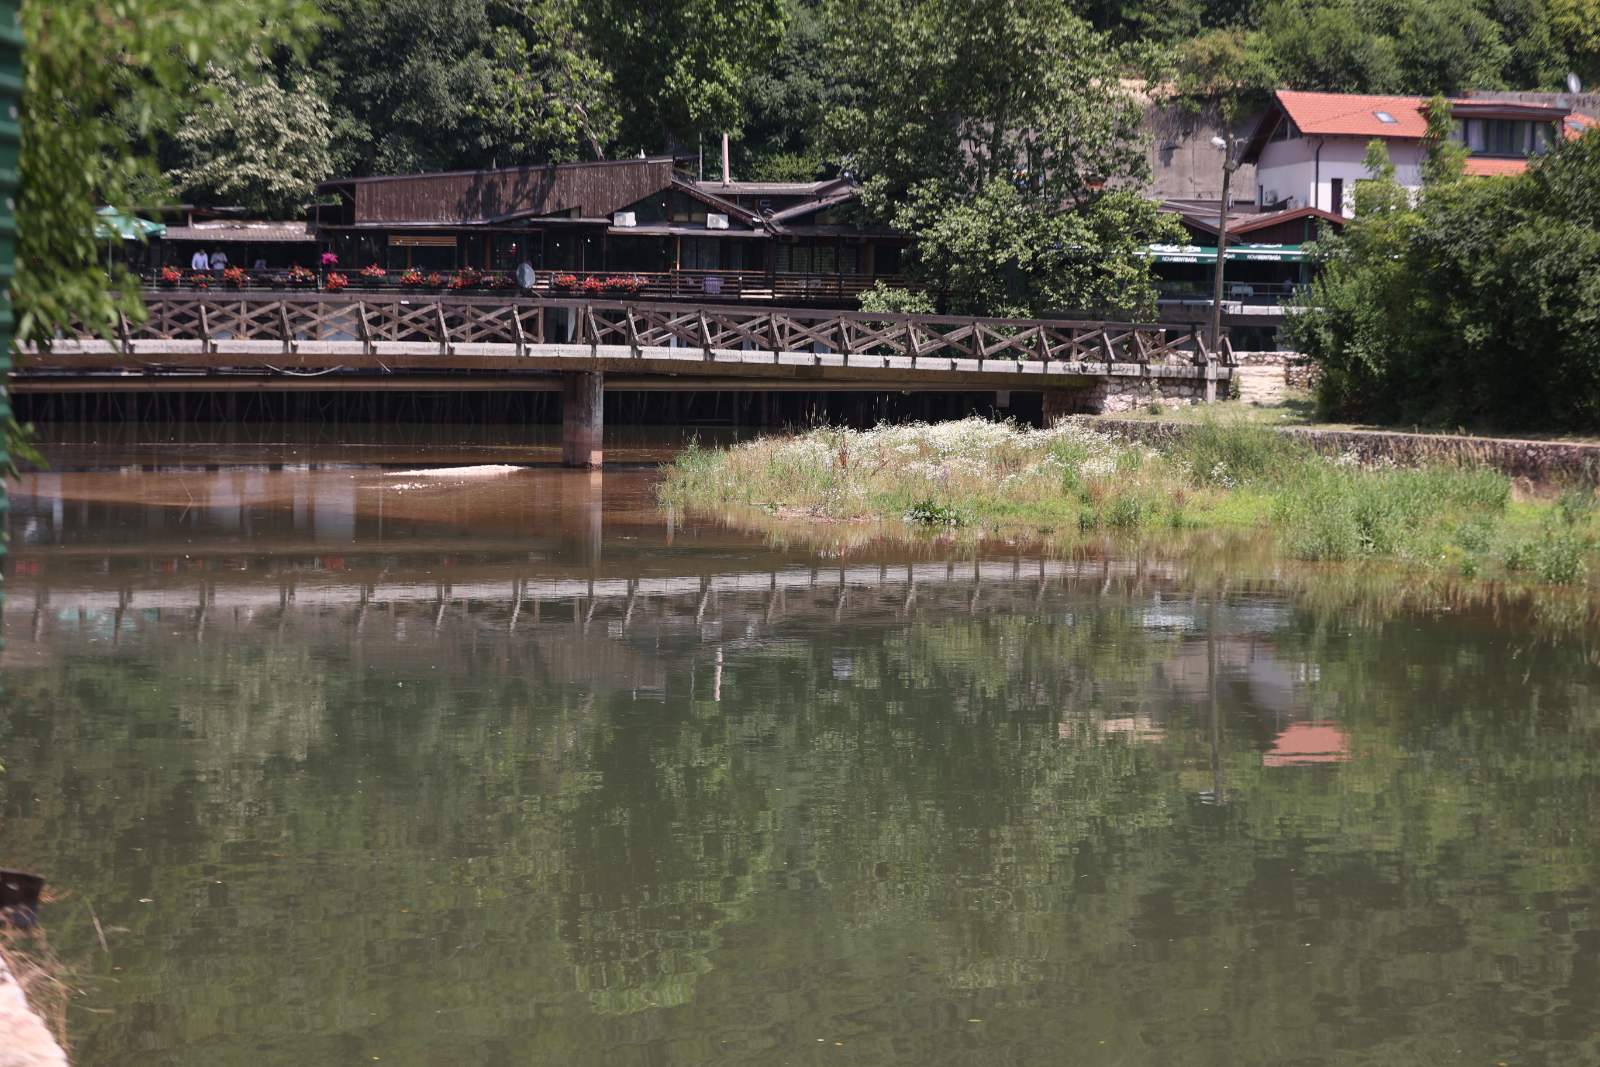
2;426;1599;1066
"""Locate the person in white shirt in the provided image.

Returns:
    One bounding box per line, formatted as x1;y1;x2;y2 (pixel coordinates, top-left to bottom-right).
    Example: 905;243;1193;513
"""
190;248;210;271
209;248;228;271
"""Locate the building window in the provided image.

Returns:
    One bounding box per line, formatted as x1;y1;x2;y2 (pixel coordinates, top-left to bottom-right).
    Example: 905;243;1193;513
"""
669;192;707;224
1330;177;1345;215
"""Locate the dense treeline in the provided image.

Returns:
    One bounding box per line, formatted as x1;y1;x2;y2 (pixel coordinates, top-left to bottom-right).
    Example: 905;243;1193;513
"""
150;0;1600;204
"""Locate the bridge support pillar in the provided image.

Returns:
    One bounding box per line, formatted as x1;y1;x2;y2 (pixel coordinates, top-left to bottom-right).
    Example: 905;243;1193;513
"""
561;371;604;469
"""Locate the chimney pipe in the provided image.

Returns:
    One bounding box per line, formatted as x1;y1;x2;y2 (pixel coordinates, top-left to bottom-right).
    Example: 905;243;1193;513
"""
721;132;731;186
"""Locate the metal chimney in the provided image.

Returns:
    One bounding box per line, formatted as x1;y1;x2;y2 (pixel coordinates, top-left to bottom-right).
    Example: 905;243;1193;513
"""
721;132;731;186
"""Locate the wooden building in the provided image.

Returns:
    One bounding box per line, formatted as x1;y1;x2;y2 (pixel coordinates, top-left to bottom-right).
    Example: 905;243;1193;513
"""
312;158;908;305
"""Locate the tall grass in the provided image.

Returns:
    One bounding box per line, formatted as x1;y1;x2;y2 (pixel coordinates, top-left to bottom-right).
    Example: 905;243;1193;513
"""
659;417;1599;587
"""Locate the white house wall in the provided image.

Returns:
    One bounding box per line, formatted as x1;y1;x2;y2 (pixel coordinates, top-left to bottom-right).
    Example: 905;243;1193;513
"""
1255;136;1423;215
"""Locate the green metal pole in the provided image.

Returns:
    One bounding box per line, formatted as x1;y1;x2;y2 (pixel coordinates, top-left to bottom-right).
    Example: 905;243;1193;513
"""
0;0;18;627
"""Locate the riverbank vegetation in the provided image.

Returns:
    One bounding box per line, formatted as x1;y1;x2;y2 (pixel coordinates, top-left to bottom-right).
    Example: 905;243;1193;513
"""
661;418;1600;586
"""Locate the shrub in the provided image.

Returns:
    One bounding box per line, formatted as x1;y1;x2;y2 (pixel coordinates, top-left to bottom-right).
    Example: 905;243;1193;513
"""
1557;487;1598;526
904;498;964;527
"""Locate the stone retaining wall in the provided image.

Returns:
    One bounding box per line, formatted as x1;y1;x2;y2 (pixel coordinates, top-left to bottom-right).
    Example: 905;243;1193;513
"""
1044;376;1213;418
1076;417;1600;485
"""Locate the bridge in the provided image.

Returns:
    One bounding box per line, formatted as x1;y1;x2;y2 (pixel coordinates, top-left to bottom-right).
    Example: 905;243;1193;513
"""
15;293;1234;467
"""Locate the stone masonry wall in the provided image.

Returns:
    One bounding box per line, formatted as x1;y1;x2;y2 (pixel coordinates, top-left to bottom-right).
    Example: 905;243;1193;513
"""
1078;417;1600;486
1044;375;1213;419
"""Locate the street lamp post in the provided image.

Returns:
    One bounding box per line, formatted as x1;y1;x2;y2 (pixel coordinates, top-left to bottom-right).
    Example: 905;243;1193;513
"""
1209;133;1240;354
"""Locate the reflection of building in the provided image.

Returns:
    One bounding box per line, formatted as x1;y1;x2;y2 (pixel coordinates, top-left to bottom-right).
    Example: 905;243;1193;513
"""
1262;721;1350;767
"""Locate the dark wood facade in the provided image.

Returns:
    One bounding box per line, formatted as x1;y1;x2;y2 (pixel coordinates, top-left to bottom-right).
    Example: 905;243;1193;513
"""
311;159;908;307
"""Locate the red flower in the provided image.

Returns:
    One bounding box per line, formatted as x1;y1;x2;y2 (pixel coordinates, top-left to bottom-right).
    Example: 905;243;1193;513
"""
325;271;349;292
222;266;247;288
159;265;183;284
399;269;425;287
359;264;387;278
553;273;578;290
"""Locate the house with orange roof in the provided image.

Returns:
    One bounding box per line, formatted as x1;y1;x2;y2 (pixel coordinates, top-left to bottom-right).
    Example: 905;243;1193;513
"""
1241;90;1572;217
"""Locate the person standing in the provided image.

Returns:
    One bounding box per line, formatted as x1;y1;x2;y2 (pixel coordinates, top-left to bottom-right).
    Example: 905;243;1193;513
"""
190;247;210;271
209;247;228;272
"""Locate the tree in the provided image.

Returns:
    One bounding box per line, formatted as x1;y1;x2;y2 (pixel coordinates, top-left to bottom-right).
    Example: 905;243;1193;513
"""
476;0;619;163
1392;0;1511;95
1549;0;1600;85
315;0;502;174
166;63;334;218
1255;0;1401;93
825;0;1179;317
581;0;787;155
1289;127;1600;430
15;0;321;347
736;0;836;181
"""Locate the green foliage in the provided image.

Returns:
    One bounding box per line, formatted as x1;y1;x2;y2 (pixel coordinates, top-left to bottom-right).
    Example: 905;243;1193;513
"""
824;0;1177;316
581;0;787;154
477;0;620;162
735;0;835;181
1228;0;1600;95
315;0;504;174
857;282;936;315
1291;128;1600;431
166;62;334;218
903;498;964;526
16;0;322;346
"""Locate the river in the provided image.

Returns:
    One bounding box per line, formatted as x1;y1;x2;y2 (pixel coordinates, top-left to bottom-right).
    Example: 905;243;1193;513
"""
3;425;1599;1066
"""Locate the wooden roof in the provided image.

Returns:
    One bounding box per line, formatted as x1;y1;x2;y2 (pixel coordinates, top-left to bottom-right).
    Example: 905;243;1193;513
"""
318;158;681;225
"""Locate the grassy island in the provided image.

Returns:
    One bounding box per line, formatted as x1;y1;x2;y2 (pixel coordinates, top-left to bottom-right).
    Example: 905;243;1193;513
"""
661;418;1600;588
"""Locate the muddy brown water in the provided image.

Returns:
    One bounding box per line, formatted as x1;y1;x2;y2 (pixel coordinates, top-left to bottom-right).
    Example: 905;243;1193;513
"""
3;424;1600;1066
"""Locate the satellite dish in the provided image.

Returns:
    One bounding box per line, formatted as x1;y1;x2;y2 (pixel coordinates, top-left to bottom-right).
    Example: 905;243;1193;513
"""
1568;72;1583;95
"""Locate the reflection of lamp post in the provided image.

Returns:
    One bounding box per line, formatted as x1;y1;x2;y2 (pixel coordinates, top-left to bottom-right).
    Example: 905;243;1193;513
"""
1209;134;1241;352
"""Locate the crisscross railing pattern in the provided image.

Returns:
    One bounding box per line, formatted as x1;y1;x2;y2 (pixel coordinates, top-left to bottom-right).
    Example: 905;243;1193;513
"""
86;293;1221;366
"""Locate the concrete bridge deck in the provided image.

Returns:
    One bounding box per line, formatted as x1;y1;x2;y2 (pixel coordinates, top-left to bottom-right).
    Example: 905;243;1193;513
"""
16;293;1233;465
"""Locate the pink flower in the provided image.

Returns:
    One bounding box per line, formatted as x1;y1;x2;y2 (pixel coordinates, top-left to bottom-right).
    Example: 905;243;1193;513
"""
320;251;340;267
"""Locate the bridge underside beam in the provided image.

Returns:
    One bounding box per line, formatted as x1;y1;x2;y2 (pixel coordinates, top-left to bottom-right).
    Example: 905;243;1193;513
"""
6;375;1041;394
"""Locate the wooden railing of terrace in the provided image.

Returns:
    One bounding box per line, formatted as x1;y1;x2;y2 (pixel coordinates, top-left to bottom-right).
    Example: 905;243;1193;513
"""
71;292;1225;367
141;269;906;305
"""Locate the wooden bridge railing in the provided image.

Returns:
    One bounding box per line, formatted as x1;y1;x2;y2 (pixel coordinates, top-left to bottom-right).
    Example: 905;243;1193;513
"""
58;292;1227;367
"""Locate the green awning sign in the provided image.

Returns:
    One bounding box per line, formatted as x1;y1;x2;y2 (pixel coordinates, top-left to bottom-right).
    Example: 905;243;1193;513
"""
1146;242;1306;263
94;206;166;241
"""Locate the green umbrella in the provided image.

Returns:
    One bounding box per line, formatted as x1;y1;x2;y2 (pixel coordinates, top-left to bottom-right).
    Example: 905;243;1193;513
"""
93;206;166;241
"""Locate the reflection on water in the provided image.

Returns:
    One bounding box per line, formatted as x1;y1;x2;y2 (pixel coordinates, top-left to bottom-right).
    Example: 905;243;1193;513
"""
4;433;1600;1066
